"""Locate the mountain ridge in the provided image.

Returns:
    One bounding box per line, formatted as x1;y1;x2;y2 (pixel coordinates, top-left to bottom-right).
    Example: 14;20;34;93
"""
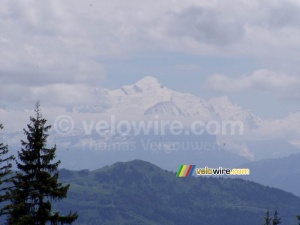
102;76;260;126
237;152;300;197
50;159;300;225
2;76;300;169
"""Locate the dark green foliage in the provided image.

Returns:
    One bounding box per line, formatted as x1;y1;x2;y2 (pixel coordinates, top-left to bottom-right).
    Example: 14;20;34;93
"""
263;210;282;225
49;160;300;225
272;209;281;225
263;210;272;225
0;124;15;216
6;103;78;225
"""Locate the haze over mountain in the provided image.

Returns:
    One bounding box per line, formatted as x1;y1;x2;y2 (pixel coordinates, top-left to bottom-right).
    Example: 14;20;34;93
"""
237;153;300;197
1;76;299;170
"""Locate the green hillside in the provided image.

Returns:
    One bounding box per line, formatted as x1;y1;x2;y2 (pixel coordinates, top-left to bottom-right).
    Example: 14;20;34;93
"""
49;160;300;225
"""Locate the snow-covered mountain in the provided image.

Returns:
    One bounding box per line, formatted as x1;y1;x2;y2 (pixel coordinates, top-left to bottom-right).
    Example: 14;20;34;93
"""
103;76;211;118
0;76;260;127
2;76;300;170
208;96;261;128
78;76;261;128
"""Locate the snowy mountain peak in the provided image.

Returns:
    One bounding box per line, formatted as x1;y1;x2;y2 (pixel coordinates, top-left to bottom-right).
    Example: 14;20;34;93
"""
90;77;261;128
110;76;166;97
134;76;164;90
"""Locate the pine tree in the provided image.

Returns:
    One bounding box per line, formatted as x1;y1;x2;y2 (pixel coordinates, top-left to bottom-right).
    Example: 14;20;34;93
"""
297;215;300;225
263;210;272;225
272;209;281;225
6;103;78;225
0;124;15;216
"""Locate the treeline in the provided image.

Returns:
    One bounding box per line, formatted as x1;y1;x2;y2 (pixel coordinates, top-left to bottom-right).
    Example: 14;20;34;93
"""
0;103;78;225
263;209;300;225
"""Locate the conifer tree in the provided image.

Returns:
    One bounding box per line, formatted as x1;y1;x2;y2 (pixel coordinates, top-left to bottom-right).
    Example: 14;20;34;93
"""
0;124;15;216
272;209;281;225
6;103;78;225
263;210;272;225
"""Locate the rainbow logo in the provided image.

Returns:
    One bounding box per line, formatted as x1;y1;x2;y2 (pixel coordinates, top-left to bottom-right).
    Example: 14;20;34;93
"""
176;165;196;177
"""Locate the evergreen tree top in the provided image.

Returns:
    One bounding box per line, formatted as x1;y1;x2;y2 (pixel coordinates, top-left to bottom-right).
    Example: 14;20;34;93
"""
5;102;78;225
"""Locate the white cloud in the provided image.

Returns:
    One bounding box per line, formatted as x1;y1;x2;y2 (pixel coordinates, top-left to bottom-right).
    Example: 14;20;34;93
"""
0;0;108;106
2;0;300;107
206;69;300;100
166;4;246;47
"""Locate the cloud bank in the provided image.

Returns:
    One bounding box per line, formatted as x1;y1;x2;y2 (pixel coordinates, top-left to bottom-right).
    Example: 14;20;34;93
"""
206;69;300;100
1;0;300;106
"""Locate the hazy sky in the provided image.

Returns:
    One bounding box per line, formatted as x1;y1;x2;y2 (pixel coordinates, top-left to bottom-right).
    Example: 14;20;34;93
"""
1;0;300;118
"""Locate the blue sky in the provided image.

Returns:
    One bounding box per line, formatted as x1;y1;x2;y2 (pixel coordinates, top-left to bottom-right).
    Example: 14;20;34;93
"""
1;0;300;119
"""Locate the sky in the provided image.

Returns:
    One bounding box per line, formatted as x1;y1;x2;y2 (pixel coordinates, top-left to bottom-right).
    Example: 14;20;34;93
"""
1;0;300;118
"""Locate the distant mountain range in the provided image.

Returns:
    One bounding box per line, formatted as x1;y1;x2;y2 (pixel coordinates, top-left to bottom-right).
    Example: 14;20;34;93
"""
237;153;300;197
79;76;260;126
1;76;300;171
